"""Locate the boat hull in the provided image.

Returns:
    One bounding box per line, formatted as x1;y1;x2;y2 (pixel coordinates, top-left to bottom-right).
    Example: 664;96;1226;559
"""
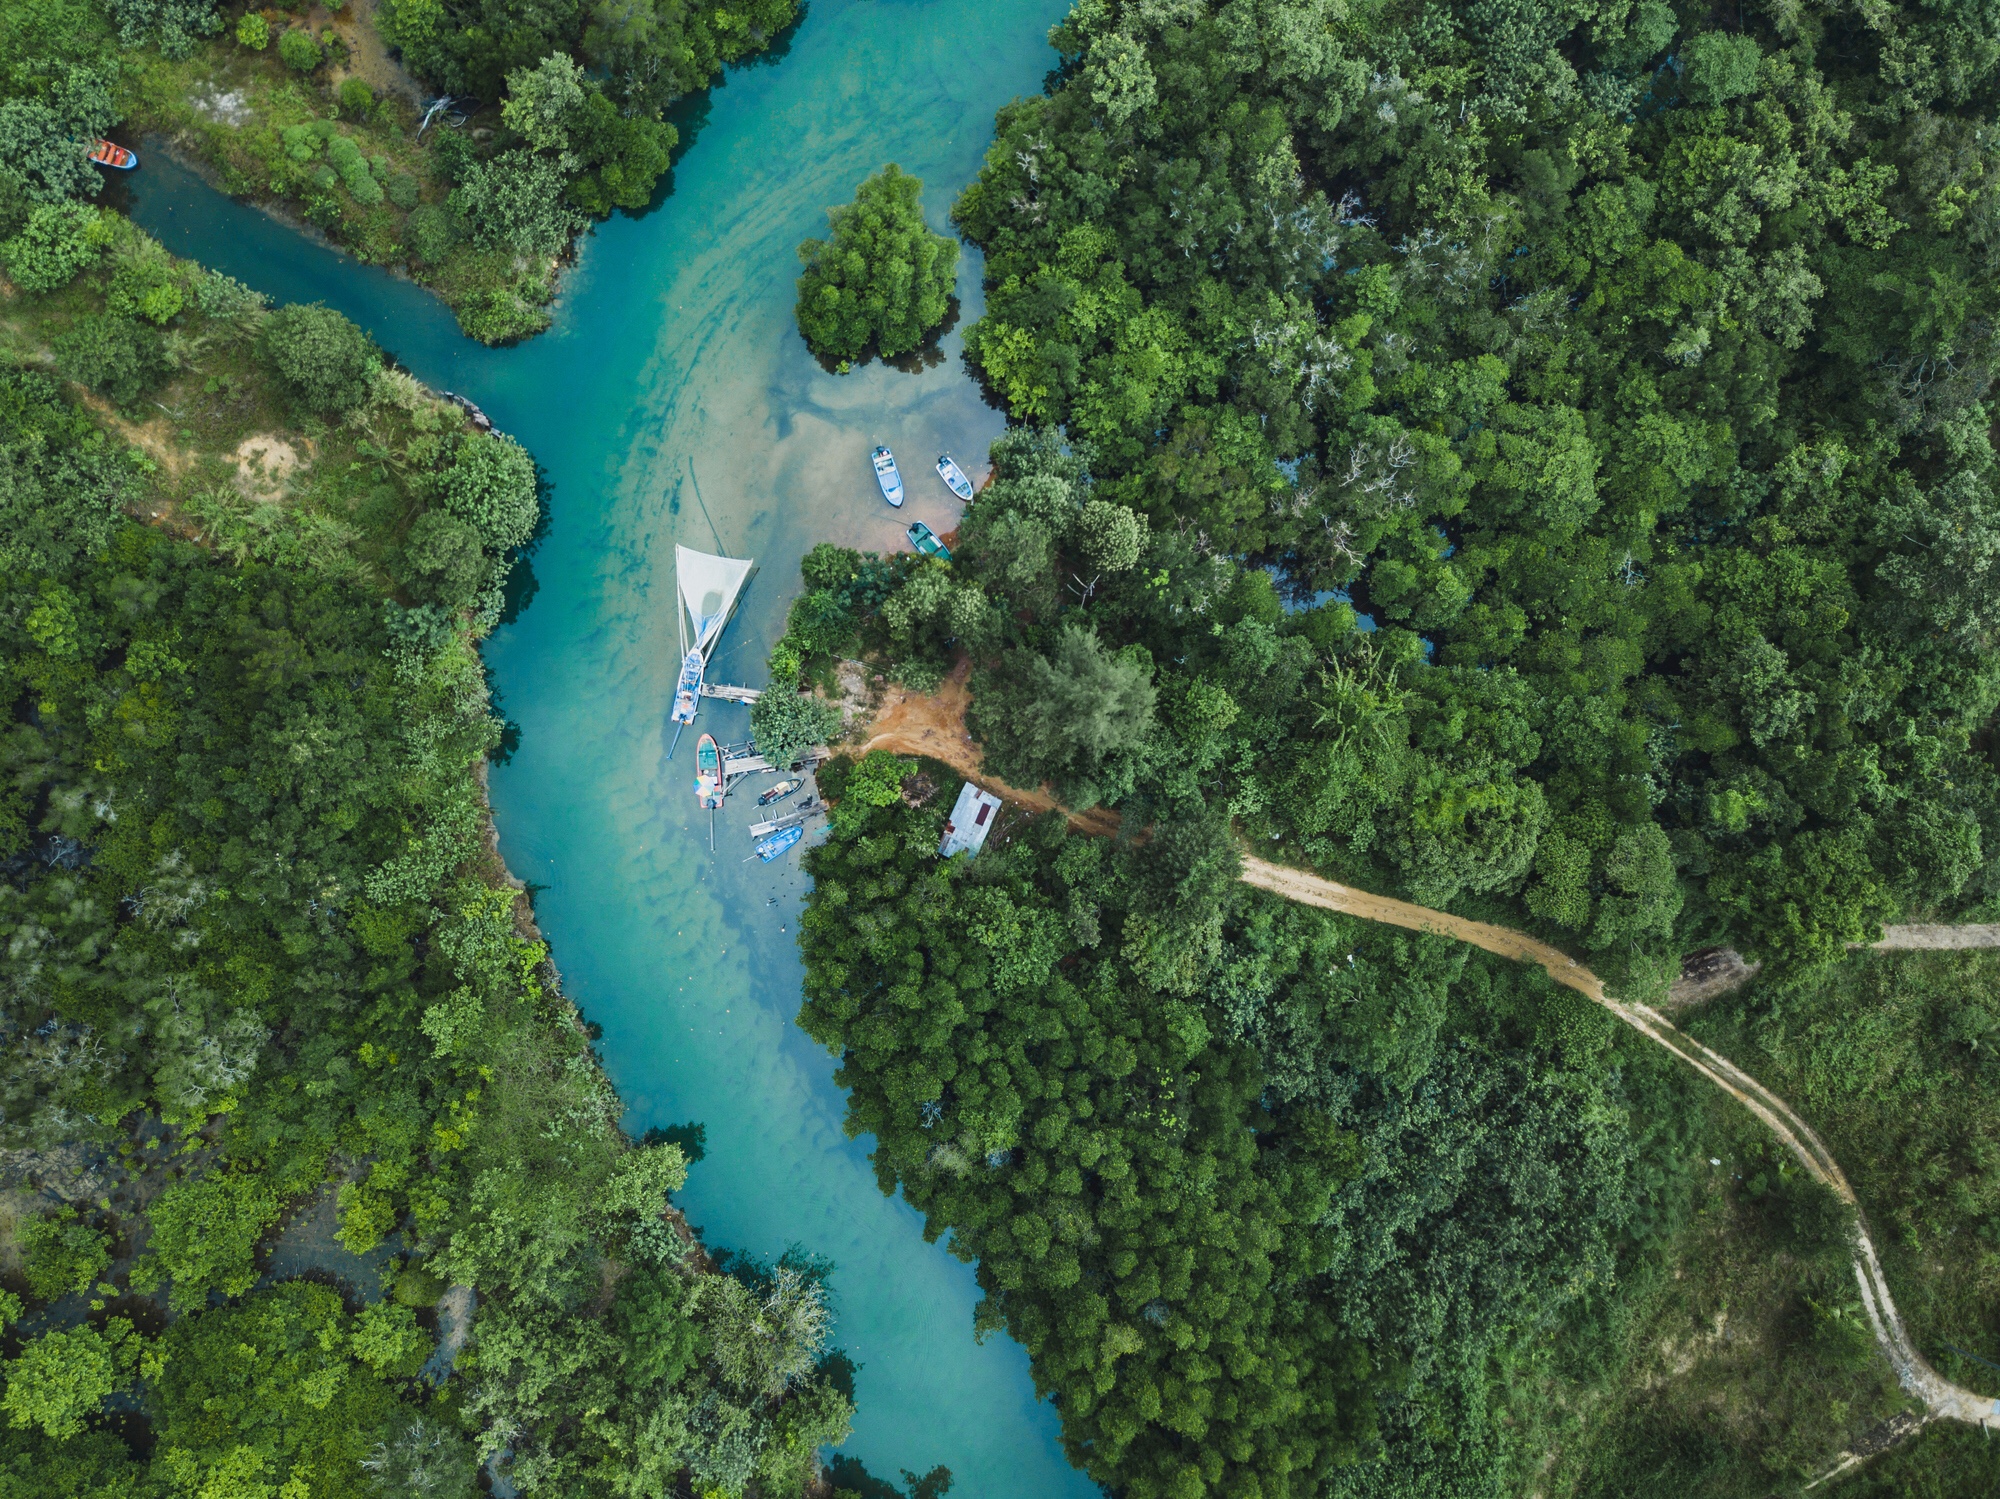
936;454;974;501
756;824;804;861
694;734;724;809
872;446;905;507
670;648;704;724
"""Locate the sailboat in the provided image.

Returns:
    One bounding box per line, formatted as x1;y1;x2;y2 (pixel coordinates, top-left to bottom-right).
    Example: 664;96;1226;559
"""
668;543;755;758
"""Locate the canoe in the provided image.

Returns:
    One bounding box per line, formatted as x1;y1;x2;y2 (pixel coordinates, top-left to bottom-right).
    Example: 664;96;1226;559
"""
670;648;703;724
88;139;137;171
936;453;973;501
694;733;724;809
757;777;802;806
872;445;904;507
906;521;952;562
756;824;804;861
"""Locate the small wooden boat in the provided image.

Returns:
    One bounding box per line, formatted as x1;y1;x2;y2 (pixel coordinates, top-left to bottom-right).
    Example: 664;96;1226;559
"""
88;139;137;171
936;453;973;501
757;778;802;806
694;734;724;809
872;446;904;507
906;521;951;561
755;824;804;861
670;649;703;725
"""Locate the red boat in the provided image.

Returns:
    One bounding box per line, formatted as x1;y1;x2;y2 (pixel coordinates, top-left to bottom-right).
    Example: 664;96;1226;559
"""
88;139;137;171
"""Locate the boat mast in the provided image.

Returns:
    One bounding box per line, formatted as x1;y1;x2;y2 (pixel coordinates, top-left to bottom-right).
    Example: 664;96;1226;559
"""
667;558;692;760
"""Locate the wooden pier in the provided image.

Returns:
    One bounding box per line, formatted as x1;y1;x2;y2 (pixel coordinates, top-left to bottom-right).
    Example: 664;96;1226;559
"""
699;682;762;704
722;746;830;783
749;800;824;838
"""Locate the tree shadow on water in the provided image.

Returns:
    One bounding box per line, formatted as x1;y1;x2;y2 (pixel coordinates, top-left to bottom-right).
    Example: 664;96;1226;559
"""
808;297;964;377
824;1456;954;1499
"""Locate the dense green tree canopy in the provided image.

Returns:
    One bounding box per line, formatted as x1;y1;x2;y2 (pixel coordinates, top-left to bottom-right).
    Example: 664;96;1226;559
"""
796;165;960;366
804;0;2000;985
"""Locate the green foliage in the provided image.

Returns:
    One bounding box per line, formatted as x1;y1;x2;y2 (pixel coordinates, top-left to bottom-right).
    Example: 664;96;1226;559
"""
0;202;104;292
0;1427;151;1499
971;624;1156;809
796;165;959;365
0;370;133;575
133;1172;281;1312
450;148;579;259
339;77;376;117
938;0;2000;979
17;1206;111;1301
261;302;377;414
148;1282;407;1494
235;11;268;48
349;1301;434;1376
54;312;169;410
798;797;1648;1497
103;0;221;57
2;1321;141;1439
277;25;323;72
750;686;842;769
404;203;457;266
438;430;538;551
0;261;850;1493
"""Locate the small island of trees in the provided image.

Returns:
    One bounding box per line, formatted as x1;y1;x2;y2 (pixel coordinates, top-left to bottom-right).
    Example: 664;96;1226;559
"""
794;164;958;369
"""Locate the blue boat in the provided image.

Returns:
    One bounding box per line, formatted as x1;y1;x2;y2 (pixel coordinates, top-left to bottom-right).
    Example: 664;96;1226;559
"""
670;648;703;725
755;824;804;861
872;445;905;507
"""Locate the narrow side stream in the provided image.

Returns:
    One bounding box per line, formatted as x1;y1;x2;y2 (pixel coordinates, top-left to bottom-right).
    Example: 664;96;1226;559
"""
127;1;1090;1490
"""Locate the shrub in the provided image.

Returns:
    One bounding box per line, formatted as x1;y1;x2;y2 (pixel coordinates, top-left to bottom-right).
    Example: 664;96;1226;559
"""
404;202;456;265
751;688;844;768
104;0;223;58
235;11;268;47
448;149;579;259
0;1322;140;1439
107;254;186;324
131;1173;280;1312
262;302;377;414
398;510;489;608
18;1209;111;1302
0;202;103;294
338;77;375;116
54;313;170;410
278;25;322;71
454;285;551;344
439;431;538;550
387;171;421;210
326;135;382;205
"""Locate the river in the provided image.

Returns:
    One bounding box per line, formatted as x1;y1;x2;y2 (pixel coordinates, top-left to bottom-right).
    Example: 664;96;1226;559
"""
124;0;1094;1491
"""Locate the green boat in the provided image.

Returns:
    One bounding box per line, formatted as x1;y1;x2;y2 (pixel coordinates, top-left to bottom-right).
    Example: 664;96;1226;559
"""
907;520;952;561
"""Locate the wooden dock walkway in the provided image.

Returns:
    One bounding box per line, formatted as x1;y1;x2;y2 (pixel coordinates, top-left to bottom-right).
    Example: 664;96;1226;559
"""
700;682;762;704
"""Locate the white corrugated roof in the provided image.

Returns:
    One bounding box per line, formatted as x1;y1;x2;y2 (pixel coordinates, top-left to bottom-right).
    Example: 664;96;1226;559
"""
939;782;1003;858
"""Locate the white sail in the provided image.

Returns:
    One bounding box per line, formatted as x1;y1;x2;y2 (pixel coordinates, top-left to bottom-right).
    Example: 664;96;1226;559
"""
676;544;754;660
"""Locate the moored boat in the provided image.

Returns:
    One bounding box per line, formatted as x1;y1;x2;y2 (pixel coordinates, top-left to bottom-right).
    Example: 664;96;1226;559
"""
757;777;802;806
755;824;804;861
872;445;904;507
670;648;704;725
936;453;973;501
88;139;137;171
694;734;724;809
906;521;952;561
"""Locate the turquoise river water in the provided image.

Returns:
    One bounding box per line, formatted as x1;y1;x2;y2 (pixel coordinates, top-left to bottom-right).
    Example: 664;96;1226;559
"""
125;0;1097;1491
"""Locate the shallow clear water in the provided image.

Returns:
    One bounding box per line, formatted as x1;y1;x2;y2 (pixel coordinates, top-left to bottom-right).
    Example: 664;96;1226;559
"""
126;1;1095;1489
